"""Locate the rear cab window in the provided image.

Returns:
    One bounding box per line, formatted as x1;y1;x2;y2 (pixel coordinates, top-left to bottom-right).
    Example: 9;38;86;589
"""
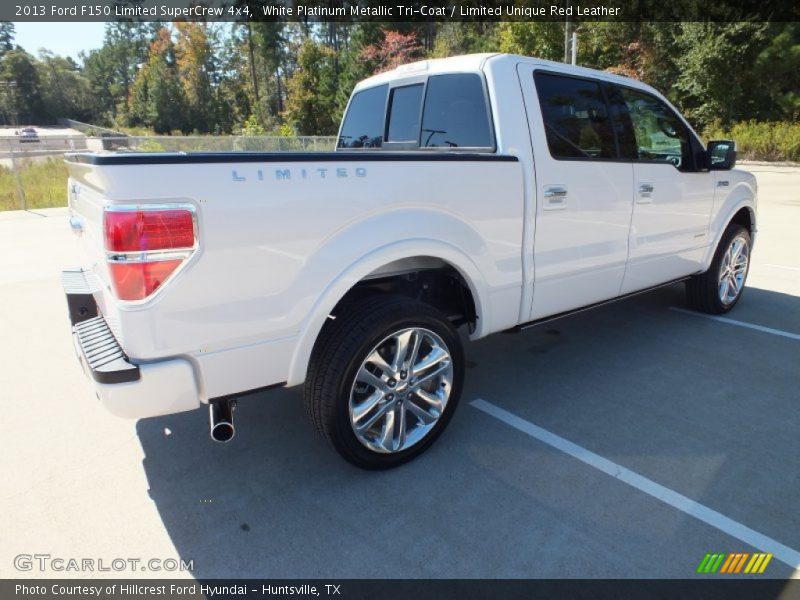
338;84;387;149
387;84;425;143
338;73;494;152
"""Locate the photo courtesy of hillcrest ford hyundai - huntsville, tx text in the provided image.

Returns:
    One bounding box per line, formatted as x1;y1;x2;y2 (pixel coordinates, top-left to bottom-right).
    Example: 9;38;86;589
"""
63;53;756;469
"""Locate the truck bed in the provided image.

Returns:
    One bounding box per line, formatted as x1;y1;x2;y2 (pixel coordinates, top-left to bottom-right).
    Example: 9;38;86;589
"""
65;150;525;400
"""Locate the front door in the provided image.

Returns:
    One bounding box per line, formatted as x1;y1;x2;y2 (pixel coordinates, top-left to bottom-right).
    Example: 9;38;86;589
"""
613;86;715;293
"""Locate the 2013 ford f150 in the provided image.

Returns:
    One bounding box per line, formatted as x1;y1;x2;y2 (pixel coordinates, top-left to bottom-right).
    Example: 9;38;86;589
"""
63;54;756;469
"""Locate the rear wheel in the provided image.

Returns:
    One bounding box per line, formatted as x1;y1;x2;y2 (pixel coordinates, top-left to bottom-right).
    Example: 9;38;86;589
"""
686;223;751;314
304;295;464;469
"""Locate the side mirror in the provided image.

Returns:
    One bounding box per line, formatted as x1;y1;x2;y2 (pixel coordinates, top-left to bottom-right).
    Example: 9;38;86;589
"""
707;140;736;170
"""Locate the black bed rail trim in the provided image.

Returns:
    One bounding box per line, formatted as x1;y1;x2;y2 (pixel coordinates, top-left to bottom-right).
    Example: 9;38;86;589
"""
64;151;520;166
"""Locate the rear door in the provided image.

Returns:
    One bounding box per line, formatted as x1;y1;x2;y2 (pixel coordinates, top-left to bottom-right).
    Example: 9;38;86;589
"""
519;67;634;320
612;86;714;293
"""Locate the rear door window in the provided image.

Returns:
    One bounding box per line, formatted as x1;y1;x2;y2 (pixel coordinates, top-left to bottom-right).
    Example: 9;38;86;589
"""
534;72;616;160
421;74;493;148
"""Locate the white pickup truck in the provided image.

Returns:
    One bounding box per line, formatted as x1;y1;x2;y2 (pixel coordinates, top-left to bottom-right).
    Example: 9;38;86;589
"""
63;54;756;469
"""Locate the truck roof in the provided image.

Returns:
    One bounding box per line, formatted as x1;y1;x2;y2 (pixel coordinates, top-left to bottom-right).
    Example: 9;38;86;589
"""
355;52;657;96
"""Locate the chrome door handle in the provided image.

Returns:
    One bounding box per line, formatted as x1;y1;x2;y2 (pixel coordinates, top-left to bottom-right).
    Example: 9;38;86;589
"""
543;186;567;210
637;183;654;204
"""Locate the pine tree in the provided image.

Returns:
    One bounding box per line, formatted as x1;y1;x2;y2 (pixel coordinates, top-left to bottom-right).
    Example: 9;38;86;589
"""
283;39;339;135
128;28;187;134
175;22;218;133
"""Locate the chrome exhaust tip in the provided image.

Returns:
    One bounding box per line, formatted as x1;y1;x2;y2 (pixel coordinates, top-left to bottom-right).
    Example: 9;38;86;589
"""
209;400;236;443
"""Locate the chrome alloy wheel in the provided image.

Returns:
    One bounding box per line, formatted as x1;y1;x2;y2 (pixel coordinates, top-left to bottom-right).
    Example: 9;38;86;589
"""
718;234;750;305
349;327;454;454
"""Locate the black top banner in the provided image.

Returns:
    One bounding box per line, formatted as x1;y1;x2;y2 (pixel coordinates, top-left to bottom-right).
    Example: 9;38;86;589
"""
7;0;800;22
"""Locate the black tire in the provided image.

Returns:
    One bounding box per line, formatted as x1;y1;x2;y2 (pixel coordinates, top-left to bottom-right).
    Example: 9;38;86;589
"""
304;294;464;470
685;223;751;315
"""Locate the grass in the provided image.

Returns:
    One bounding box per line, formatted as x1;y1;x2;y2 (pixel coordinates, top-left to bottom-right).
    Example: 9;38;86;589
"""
0;158;69;212
704;120;800;162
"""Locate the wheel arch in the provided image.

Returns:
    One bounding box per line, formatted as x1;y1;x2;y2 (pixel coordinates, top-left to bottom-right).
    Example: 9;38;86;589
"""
702;185;757;272
729;205;755;237
286;241;489;387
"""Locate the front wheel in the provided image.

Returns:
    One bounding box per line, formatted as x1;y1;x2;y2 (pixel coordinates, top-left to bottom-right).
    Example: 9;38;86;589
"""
304;295;464;469
686;223;751;314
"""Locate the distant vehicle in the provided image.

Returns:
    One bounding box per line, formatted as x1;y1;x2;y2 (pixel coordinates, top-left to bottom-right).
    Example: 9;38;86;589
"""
18;127;39;143
62;53;756;469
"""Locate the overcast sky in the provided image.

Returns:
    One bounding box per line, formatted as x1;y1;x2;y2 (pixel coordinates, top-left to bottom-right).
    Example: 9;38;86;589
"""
13;22;107;60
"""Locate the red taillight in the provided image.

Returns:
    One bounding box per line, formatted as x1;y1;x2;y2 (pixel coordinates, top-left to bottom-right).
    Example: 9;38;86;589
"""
108;260;184;301
103;206;196;301
104;209;195;252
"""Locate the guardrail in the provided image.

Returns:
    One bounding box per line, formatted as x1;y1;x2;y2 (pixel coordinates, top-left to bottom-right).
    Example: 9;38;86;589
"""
97;135;337;152
56;118;126;137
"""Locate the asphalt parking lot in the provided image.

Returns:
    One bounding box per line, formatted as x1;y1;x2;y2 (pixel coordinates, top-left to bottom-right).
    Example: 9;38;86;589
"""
1;165;798;581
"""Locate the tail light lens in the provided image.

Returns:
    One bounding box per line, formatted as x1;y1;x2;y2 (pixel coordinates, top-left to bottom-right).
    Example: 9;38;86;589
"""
105;209;195;252
107;260;184;301
103;206;196;302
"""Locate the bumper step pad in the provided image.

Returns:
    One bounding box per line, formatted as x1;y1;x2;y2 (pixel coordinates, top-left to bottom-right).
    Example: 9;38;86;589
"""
73;316;140;384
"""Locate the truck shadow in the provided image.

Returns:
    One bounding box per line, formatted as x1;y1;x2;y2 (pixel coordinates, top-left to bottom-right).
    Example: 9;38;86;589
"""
135;283;800;578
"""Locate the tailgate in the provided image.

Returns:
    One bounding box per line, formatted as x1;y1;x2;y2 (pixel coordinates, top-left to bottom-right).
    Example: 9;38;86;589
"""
64;155;202;359
67;173;110;288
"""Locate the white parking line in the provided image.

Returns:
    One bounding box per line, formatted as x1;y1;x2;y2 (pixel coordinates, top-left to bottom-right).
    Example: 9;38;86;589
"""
471;398;800;574
669;307;800;342
765;264;800;272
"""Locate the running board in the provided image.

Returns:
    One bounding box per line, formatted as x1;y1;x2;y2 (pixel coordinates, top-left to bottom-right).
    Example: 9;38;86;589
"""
509;276;694;333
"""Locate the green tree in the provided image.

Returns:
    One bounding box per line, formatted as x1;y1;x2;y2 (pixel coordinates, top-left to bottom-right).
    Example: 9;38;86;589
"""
37;51;91;120
750;23;800;122
240;113;265;135
0;19;793;143
577;23;681;93
283;39;339;135
431;23;499;57
80;46;117;125
497;22;564;61
333;23;382;114
128;28;187;134
252;22;287;117
175;22;220;133
216;25;252;133
102;22;160;116
0;22;14;58
672;23;770;128
0;49;44;123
